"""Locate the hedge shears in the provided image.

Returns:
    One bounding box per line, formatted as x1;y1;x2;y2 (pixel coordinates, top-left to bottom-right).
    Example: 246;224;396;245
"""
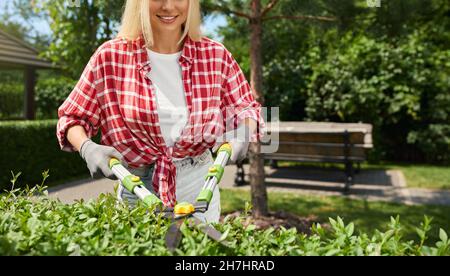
109;143;232;252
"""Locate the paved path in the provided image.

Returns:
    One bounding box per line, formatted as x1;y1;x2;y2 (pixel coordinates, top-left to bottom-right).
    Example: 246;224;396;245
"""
48;165;450;206
48;177;117;204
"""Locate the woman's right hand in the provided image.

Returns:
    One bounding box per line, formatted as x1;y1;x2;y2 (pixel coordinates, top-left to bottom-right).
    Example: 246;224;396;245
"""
79;139;126;180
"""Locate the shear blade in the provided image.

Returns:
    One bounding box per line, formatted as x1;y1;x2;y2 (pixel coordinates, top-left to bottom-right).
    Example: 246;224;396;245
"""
189;215;230;247
165;215;230;252
165;219;184;252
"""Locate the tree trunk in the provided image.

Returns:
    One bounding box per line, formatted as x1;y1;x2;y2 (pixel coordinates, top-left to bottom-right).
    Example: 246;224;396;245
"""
249;0;268;218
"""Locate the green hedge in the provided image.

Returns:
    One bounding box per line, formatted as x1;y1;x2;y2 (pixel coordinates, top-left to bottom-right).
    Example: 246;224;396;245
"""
1;186;449;256
0;120;92;191
0;83;23;119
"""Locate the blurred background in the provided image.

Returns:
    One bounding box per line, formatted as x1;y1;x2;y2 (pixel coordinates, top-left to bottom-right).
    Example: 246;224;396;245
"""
1;0;448;162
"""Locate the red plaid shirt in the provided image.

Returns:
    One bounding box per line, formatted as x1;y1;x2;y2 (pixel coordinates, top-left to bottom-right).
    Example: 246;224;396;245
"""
57;35;264;207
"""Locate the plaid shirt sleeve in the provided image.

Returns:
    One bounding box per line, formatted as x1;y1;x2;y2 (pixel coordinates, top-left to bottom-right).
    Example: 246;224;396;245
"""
56;53;102;152
221;51;265;142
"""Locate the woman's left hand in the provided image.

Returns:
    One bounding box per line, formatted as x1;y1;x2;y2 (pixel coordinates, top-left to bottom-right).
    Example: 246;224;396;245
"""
213;122;254;164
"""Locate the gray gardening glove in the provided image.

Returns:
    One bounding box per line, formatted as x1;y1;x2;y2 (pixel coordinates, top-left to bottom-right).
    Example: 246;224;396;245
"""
79;139;126;180
213;123;252;165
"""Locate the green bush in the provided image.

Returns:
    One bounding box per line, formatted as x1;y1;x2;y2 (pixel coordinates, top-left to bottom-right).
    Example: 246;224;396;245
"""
258;11;449;164
0;83;24;119
35;76;77;119
0;75;77;120
305;25;450;163
0;120;92;191
0;184;448;256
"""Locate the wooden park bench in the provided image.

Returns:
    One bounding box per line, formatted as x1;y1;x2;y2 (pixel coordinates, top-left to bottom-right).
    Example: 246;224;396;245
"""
235;122;374;192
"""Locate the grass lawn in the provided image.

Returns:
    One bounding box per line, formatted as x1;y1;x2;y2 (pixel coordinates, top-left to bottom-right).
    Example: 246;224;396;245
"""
220;188;450;245
366;163;450;190
275;161;450;190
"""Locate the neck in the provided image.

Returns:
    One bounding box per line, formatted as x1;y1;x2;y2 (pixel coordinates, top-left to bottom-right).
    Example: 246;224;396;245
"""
150;28;184;54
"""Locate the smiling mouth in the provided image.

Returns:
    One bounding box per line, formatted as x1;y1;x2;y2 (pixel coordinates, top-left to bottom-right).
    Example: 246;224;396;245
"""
157;15;179;21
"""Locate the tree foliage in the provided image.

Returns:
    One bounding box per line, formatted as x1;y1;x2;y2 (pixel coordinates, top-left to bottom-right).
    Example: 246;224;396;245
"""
12;0;125;78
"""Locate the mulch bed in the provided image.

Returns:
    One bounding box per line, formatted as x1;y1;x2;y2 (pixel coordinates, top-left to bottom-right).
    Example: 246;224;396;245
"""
221;211;321;235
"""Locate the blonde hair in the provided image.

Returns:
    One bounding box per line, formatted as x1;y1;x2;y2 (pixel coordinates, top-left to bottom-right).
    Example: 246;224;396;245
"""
118;0;202;47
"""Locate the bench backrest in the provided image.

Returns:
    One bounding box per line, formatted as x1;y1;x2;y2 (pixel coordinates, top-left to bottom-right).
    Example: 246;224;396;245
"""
262;122;373;162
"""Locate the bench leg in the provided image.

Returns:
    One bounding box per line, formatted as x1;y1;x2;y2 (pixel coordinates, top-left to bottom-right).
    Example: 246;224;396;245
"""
344;161;354;192
269;159;278;169
355;162;361;174
234;160;246;186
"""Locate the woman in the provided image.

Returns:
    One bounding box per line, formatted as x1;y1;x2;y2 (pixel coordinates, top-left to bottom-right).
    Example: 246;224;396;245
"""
56;0;264;223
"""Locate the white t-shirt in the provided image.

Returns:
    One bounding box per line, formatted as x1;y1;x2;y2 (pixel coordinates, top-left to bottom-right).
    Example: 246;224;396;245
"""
147;49;188;147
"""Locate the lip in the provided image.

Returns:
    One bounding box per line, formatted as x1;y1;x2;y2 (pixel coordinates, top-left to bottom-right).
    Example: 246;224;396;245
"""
157;15;179;24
